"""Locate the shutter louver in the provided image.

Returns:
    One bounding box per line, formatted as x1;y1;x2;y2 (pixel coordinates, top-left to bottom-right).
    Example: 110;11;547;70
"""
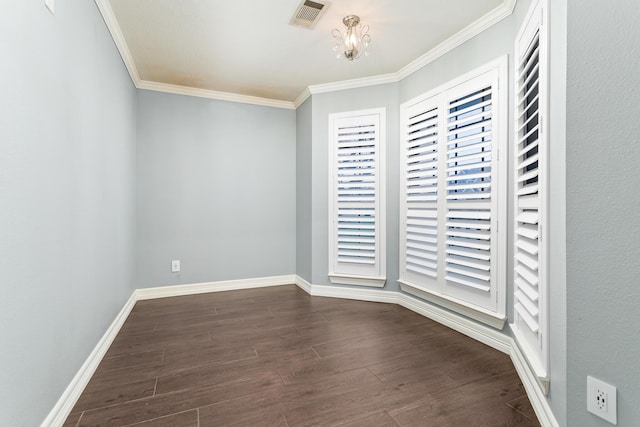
404;105;439;279
445;86;494;293
336;122;377;265
514;30;542;335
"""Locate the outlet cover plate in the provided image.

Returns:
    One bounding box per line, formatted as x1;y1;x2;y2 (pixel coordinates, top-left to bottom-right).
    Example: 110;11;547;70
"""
171;260;180;273
587;376;617;424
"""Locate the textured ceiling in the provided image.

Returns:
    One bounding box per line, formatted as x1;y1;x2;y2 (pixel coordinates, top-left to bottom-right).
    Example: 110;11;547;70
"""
101;0;509;105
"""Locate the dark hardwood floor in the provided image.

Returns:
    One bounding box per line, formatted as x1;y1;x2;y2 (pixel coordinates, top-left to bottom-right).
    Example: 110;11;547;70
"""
63;285;541;427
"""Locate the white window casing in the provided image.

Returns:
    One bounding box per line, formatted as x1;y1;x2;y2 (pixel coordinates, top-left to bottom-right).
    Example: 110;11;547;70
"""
511;0;550;393
399;57;507;329
328;108;386;287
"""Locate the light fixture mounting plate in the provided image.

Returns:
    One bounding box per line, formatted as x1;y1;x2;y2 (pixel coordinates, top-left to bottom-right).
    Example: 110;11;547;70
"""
343;15;360;27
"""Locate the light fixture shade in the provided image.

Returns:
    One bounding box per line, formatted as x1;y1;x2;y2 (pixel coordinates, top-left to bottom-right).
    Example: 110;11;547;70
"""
332;15;371;61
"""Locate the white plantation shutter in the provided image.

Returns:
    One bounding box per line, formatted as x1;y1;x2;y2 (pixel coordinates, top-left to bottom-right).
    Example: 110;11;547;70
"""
514;29;541;334
329;109;386;287
404;102;439;280
445;85;494;294
399;58;507;324
336;123;376;265
512;0;549;384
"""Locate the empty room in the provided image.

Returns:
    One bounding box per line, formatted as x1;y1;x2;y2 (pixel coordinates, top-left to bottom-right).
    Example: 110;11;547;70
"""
2;1;639;426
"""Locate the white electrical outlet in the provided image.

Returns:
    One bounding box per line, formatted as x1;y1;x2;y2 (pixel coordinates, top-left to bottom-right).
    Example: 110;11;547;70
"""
587;376;617;424
44;0;55;14
171;260;180;273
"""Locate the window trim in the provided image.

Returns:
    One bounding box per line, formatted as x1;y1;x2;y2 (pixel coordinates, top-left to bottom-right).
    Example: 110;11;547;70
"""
399;56;508;328
328;108;387;288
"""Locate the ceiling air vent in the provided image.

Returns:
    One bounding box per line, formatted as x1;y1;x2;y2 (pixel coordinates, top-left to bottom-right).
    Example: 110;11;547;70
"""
289;0;328;29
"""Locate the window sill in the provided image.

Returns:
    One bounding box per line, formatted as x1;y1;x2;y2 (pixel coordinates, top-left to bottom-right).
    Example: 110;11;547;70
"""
329;274;386;288
398;280;506;330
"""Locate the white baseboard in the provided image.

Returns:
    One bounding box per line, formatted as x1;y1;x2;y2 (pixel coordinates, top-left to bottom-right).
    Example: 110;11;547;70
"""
294;277;509;353
399;281;507;330
396;292;511;354
135;274;296;300
41;293;137;427
293;275;559;427
310;284;398;304
43;275;558;427
510;339;559;427
294;276;313;294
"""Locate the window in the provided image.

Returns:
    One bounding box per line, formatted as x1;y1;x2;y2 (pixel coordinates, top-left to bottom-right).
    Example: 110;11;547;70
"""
399;58;507;327
328;108;386;287
512;0;549;389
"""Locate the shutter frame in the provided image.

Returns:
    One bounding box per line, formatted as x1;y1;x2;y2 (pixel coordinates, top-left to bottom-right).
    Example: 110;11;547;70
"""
399;57;508;327
329;108;386;287
511;0;550;385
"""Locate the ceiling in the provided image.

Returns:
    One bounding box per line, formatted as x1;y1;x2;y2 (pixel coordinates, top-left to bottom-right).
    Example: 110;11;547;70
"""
98;0;514;108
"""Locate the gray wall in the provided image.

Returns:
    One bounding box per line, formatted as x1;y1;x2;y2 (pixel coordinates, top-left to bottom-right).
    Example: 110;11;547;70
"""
0;2;137;426
136;91;296;287
296;98;313;281
565;0;640;425
309;83;400;289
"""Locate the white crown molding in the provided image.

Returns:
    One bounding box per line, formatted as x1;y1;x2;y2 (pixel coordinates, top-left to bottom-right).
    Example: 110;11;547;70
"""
41;292;137;427
137;81;296;110
397;0;517;80
95;0;516;109
307;73;399;96
94;0;140;83
293;87;312;108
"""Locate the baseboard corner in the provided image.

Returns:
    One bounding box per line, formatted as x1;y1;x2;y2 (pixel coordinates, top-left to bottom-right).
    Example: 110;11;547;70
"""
509;339;560;427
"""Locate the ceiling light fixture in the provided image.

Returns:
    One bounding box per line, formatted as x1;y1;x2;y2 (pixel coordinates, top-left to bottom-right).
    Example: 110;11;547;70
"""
332;15;371;61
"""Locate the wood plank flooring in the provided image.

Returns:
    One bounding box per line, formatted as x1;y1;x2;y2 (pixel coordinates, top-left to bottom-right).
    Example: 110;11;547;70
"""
63;285;541;427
